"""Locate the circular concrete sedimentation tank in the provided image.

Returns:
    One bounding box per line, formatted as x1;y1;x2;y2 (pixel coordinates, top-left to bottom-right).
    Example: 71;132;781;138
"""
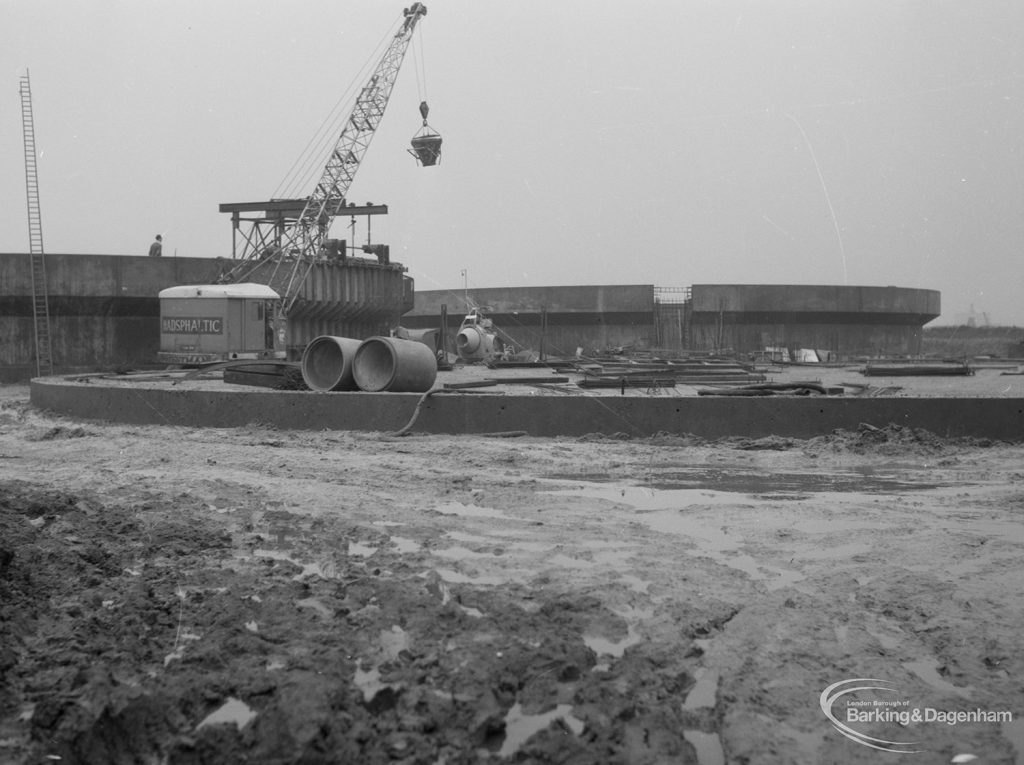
403;284;942;362
685;284;942;358
0;252;413;381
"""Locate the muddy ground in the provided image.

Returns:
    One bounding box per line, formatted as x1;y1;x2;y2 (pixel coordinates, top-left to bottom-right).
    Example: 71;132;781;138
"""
1;383;1023;764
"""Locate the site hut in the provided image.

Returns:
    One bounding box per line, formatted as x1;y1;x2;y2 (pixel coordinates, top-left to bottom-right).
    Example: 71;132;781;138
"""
157;283;285;366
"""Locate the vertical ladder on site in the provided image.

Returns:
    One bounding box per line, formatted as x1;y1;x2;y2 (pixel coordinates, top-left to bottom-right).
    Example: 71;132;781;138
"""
20;70;53;378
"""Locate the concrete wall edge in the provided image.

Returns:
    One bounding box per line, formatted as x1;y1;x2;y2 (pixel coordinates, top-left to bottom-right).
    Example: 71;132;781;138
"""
30;379;1024;442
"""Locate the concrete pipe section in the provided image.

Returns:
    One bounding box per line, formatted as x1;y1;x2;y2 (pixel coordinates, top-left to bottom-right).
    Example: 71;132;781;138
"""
352;336;438;392
301;336;363;391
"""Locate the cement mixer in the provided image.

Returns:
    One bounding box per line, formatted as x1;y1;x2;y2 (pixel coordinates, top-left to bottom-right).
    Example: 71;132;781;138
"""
455;308;503;362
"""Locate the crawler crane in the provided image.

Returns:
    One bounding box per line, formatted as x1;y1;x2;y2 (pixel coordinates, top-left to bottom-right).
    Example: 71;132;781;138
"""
160;4;440;365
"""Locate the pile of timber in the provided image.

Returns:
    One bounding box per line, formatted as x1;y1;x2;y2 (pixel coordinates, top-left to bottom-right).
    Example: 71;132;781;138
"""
577;377;677;389
861;360;973;377
222;362;307;389
697;382;843;396
555;355;767;387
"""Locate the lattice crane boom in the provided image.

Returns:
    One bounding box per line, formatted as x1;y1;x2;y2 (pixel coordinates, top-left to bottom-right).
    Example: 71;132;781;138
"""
224;3;429;312
305;4;426;229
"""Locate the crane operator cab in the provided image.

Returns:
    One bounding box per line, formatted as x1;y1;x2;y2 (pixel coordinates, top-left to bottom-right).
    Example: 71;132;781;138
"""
157;283;287;366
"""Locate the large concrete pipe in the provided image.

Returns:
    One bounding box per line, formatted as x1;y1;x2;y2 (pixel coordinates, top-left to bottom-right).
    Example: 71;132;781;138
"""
352;336;438;392
301;336;362;391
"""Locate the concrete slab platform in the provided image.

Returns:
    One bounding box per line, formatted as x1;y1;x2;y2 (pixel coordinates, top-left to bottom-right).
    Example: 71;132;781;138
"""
29;367;1024;441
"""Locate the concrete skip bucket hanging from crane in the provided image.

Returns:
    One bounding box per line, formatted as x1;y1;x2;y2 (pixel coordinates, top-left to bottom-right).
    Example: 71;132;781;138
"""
301;335;438;392
409;101;442;166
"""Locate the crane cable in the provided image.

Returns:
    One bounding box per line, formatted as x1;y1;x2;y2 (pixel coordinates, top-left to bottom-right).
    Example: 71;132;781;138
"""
275;21;393;199
411;20;428;106
278;20;393;198
272;14;404;200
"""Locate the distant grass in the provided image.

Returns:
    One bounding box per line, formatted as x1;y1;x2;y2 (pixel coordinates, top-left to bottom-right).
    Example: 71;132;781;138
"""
922;325;1024;359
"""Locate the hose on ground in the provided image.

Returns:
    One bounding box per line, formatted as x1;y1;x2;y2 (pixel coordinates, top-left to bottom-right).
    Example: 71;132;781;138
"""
388;388;455;437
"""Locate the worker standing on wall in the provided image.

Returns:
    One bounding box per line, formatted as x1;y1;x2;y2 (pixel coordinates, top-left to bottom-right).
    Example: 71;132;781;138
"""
149;234;163;257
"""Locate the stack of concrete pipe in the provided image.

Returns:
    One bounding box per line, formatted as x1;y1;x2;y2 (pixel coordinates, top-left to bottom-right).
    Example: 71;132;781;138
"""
301;335;437;393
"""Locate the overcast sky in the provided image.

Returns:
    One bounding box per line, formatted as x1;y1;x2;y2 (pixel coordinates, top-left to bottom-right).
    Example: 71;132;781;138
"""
3;0;1022;325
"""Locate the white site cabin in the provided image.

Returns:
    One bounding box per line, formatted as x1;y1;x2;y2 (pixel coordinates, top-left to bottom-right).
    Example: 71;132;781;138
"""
157;283;286;365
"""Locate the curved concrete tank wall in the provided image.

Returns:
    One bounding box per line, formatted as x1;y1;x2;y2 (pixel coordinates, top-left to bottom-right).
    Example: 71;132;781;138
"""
686;284;941;358
403;283;941;359
236;258;413;352
404;284;657;357
0;253;414;381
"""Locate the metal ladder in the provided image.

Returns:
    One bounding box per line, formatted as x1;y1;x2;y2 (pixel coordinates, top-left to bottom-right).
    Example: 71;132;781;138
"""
20;70;53;377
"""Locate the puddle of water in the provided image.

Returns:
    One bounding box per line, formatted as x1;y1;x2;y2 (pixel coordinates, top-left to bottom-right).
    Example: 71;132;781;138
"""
295;597;331;618
582;539;637;549
1002;718;1024;765
252;548;295;563
582;607;651;658
419;572;485;617
542;482;805;587
799;541;873;560
683;668;719;710
196;697;257;731
348;542;377;558
379;625;409;660
508;540;555;553
432;545;495;561
543;483;738;512
389;536;421;554
640;510;735;542
436;501;509;519
963;520;1024;545
865;619;904;650
432;545;512;562
445;530;493;544
353;667;388;703
792;517;884;535
904;660;973;699
498;703;584;757
546;553;596;569
638;510;803;590
253;549;337;581
433;568;510;586
545;468;954;495
683;730;725;765
583;631;642;658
